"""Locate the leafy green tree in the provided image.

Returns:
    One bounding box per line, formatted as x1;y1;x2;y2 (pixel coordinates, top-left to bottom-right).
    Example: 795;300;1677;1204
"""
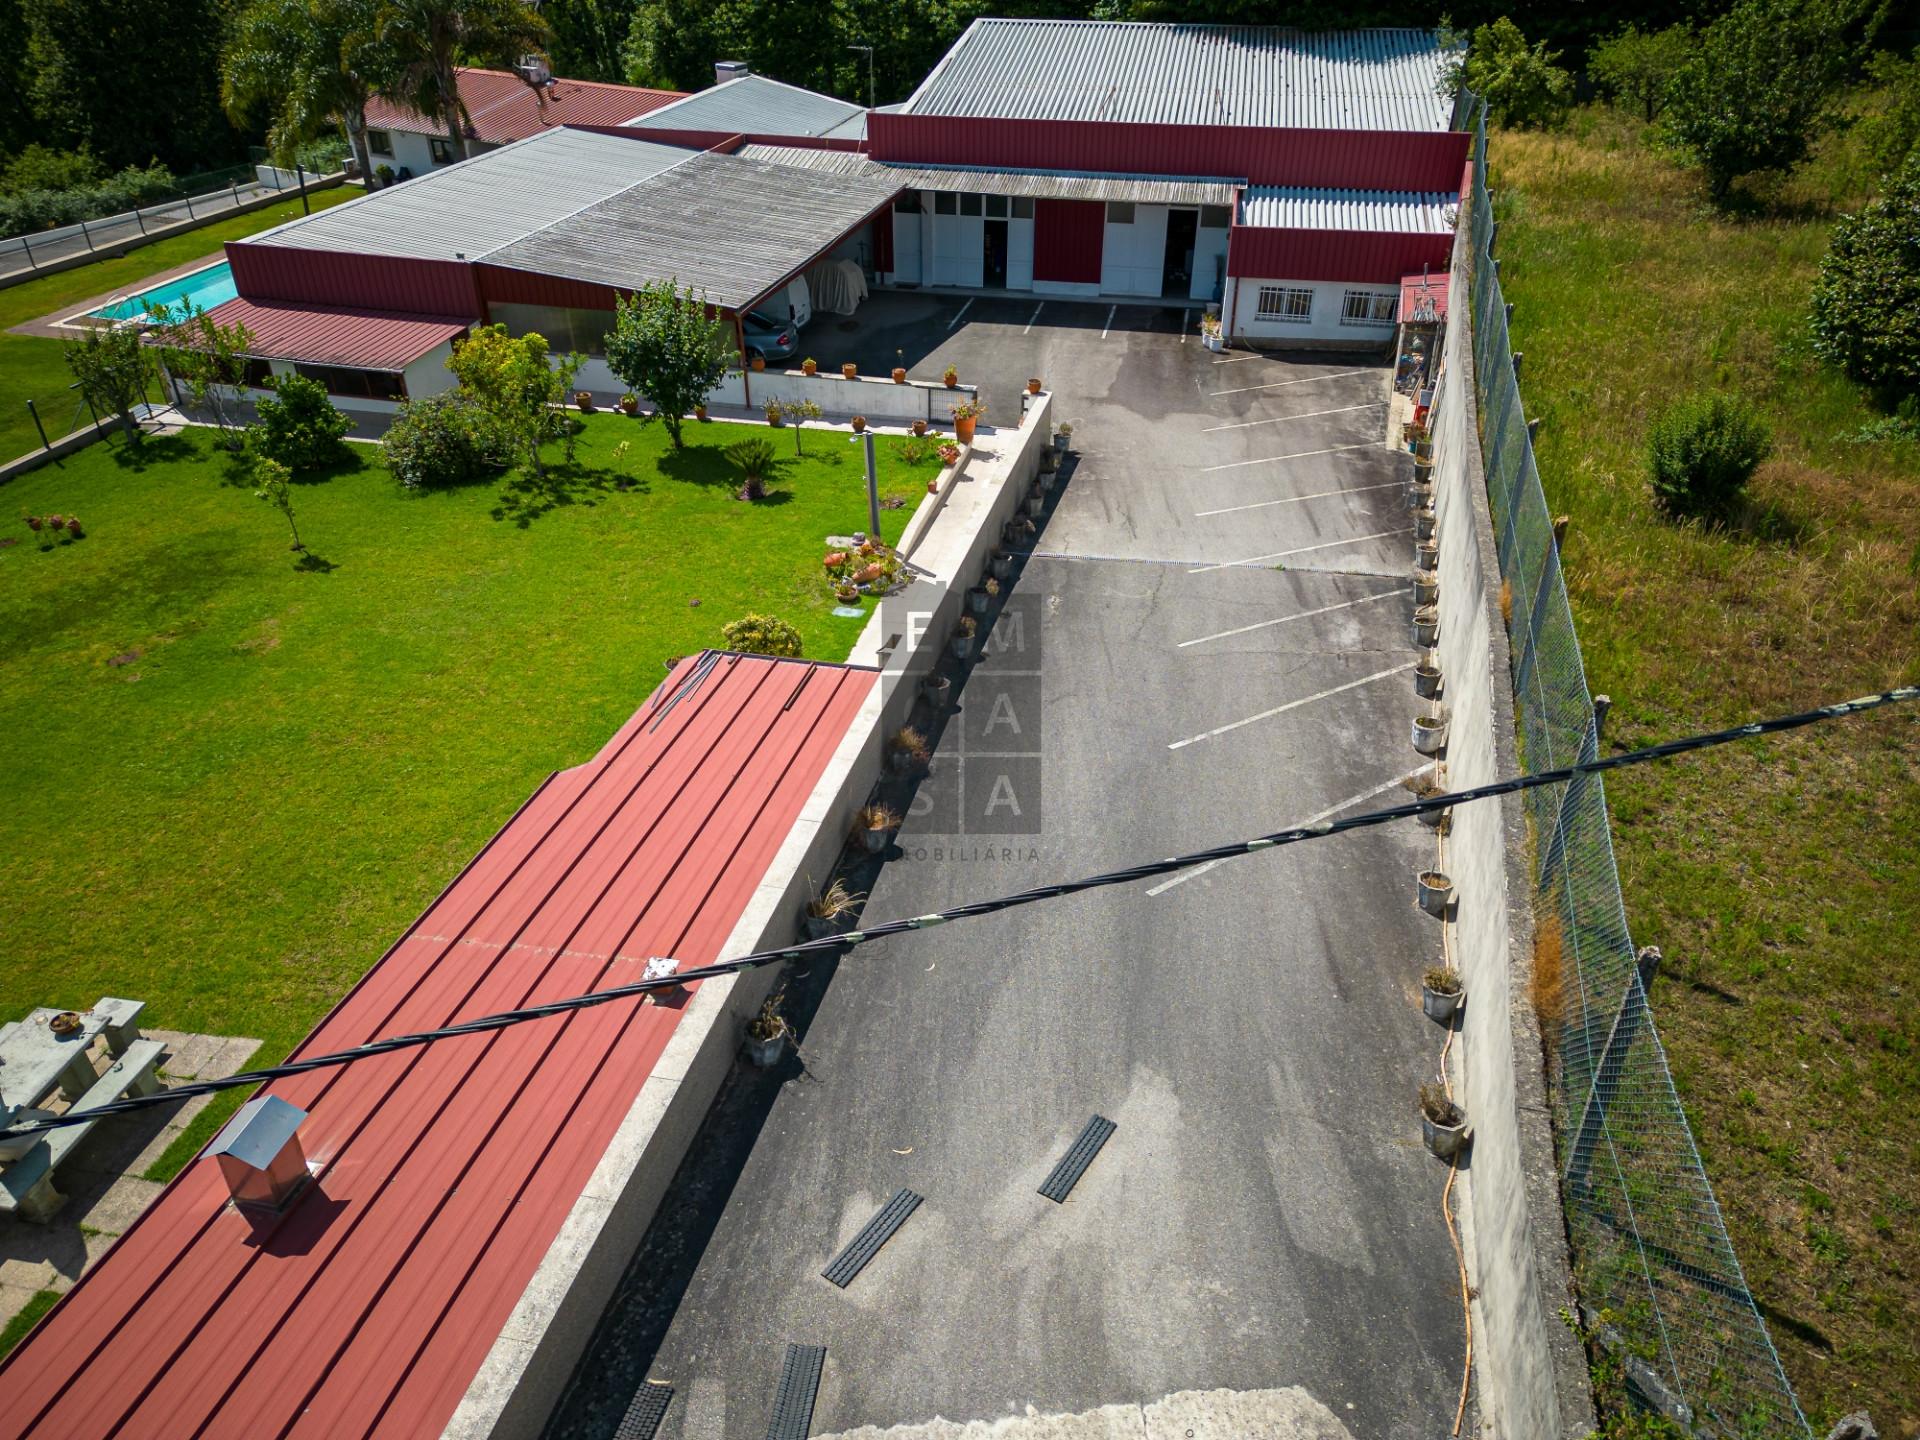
375;0;548;164
1857;47;1920;179
541;0;629;83
253;373;352;470
445;323;579;477
1663;0;1852;204
602;280;732;450
1450;18;1571;131
62;323;151;444
1587;23;1694;121
223;0;389;185
251;455;305;552
150;302;256;450
1810;156;1920;396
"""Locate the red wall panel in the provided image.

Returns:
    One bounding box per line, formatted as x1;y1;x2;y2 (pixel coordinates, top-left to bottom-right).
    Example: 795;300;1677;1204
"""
869;112;1469;192
475;264;626;314
226;243;484;317
1226;227;1452;285
871;208;893;275
1032;198;1103;284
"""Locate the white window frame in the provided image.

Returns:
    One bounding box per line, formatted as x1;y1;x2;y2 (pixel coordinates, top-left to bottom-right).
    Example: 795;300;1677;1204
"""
1256;285;1313;323
1340;289;1398;327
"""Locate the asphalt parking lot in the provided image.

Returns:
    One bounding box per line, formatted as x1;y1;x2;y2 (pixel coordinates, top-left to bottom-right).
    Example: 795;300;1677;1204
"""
547;298;1467;1440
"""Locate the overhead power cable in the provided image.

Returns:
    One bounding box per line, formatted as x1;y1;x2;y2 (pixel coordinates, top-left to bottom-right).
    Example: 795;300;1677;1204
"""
3;685;1913;1142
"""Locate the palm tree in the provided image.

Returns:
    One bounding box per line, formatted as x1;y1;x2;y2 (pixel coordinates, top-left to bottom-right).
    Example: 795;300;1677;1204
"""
223;0;391;185
375;0;549;164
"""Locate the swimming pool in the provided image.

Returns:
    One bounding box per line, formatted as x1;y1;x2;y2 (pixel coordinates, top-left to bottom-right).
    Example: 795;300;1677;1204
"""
86;261;238;323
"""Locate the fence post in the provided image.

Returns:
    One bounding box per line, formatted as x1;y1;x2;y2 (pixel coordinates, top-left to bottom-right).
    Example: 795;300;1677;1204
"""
1592;694;1612;740
27;399;50;452
296;161;310;216
183;190;196;220
231;180;242;209
1527;417;1541;446
20;233;34;270
79;216;95;252
134;204;147;236
1511;350;1524;382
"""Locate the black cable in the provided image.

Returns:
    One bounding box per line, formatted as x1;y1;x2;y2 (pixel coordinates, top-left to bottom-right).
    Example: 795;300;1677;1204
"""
3;685;1913;1141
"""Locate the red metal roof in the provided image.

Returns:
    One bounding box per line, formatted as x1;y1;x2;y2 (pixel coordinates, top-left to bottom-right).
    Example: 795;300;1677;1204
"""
1400;270;1450;322
202;297;472;371
366;68;684;145
0;652;876;1440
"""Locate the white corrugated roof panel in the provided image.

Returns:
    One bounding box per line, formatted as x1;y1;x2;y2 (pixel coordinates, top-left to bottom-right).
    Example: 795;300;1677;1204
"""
248;129;695;261
903;20;1457;132
739;145;1240;206
625;73;864;138
1238;187;1457;232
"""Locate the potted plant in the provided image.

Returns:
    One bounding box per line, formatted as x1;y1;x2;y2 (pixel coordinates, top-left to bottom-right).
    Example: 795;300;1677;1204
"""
967;582;990;615
991;550;1014;581
1415;539;1439;572
765;401;785;427
1199;312;1224;351
1026;377;1043;395
942;365;958;388
618;393;640;416
910;418;927;436
1413;710;1448;755
835;581;860;603
803;876;863;939
938;442;962;465
889;724;931;773
951;615;977;659
921;670;951;705
1405;764;1451;830
1415;505;1437;541
1419;1082;1468;1158
925;477;940;494
1026;486;1045;517
1414;658;1443;700
1052;421;1072;452
841;362;859;380
802;357;818;376
951;398;985;445
1413;604;1440;648
694;402;709;421
851;415;867;433
1417;869;1454;916
751;355;766;372
575;390;596;413
853;803;900;854
1414;573;1439;607
1422;966;1464;1023
746;995;790;1067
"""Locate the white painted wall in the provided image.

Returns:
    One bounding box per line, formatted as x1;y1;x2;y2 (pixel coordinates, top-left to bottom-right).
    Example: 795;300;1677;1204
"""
1191;221;1228;302
1008;217;1034;290
890;209;922;285
1227;276;1402;345
1100;203;1168;296
404;341;458;400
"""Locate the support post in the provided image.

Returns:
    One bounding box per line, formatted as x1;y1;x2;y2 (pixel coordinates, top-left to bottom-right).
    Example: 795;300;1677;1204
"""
20;232;34;270
296;161;309;216
1592;694;1612;741
79;216;94;252
1511;350;1524;382
853;430;881;539
1527;417;1541;446
27;398;49;451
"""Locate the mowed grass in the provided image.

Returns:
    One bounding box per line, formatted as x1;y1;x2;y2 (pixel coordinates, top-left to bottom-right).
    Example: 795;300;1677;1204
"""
0;186;359;462
1491;107;1920;1431
0;413;933;1168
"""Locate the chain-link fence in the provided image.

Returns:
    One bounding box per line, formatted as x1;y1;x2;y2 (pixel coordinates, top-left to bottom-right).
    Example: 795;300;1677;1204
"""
1460;103;1811;1439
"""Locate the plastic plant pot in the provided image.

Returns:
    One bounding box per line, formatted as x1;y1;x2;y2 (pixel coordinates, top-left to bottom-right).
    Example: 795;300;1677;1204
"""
1417;870;1454;916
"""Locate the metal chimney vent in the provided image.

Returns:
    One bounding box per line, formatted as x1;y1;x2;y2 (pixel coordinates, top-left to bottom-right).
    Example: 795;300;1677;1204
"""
714;60;750;87
208;1095;311;1212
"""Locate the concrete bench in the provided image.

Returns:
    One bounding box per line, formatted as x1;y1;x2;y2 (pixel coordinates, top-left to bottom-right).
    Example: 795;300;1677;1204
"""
1;1038;166;1223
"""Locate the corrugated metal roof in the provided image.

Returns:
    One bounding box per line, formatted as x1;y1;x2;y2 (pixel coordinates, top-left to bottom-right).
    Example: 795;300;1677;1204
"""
902;19;1457;132
739;144;1240;205
249;129;697;262
625;73;864;138
0;651;877;1440
1238;187;1457;232
365;67;683;143
487;150;901;310
200;297;469;370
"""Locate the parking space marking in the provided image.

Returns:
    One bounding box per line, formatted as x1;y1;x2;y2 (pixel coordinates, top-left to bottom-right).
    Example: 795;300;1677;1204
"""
1213;352;1267;364
1167;662;1416;750
1102;305;1116;338
1176;586;1410;647
1202;402;1386;433
1186;527;1411;574
1199;442;1378;472
1212;368;1374;397
947;299;975;330
1194;480;1402;517
1024;303;1045;334
1144;766;1429;894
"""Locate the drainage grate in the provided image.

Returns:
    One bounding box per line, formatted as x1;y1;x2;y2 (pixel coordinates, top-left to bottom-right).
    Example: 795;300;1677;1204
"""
765;1343;827;1440
821;1188;923;1288
1038;1115;1116;1203
613;1381;674;1440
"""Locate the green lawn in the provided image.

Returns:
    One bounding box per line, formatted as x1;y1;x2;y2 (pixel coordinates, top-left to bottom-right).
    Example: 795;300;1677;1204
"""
1492;107;1919;1432
0;412;934;1177
0;186;359;462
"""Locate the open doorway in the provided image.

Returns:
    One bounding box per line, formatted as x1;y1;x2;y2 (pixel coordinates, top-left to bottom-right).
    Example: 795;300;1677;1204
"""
984;218;1008;288
1161;208;1198;297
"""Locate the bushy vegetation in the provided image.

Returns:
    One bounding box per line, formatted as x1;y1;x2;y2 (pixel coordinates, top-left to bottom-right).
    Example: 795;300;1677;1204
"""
382;392;506;490
253;374;352;471
1856;47;1920;178
720;613;803;657
1810;157;1920;395
1450;17;1572;130
0;161;177;239
1645;392;1773;520
1586;23;1694;122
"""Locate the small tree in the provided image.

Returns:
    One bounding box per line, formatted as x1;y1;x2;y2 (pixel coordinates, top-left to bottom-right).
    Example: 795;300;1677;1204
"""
446;324;576;477
1452;18;1571;131
62;324;152;444
784;397;822;455
252;373;351;470
1587;23;1696;122
1858;47;1920;180
251;454;305;552
1663;0;1850;204
602;279;732;450
722;613;802;657
1810;156;1920;395
151;301;256;449
1646;393;1772;521
724;437;776;500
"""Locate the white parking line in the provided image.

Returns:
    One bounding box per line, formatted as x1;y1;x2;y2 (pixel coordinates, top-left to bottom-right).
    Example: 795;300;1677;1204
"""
1199;442;1378;473
1194;480;1402;517
1177;587;1410;647
1102;305;1116;338
1144;766;1430;894
1167;662;1416;750
1202;402;1386;433
1213;368;1374;397
1024;302;1045;334
947;299;975;330
1213;353;1266;364
1186;527;1411;574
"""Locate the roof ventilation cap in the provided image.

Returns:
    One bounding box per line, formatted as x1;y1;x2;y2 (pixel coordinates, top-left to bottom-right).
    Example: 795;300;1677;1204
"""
714;60;750;86
208;1095;311;1213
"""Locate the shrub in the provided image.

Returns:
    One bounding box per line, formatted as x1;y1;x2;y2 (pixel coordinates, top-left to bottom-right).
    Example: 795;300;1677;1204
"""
721;613;803;658
383;393;506;490
1646;393;1772;521
0;161;176;239
723;437;776;500
1451;18;1572;131
1;144;102;195
1587;23;1696;122
252;374;351;471
1809;156;1920;396
1857;47;1920;179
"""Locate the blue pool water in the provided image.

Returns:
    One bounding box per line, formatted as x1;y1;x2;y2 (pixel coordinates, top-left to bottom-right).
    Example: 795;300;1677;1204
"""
87;261;238;323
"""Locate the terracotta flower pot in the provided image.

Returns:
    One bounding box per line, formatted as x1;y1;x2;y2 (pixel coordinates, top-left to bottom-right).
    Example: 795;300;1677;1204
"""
1026;378;1042;395
954;415;976;445
892;367;908;383
694;404;708;421
842;363;859;380
619;396;639;415
751;356;765;372
802;359;817;376
943;370;958;388
851;415;867;433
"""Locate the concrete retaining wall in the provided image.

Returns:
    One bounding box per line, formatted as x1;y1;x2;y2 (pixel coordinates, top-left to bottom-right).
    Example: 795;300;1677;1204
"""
445;399;1052;1440
1428;247;1595;1437
569;361;978;428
